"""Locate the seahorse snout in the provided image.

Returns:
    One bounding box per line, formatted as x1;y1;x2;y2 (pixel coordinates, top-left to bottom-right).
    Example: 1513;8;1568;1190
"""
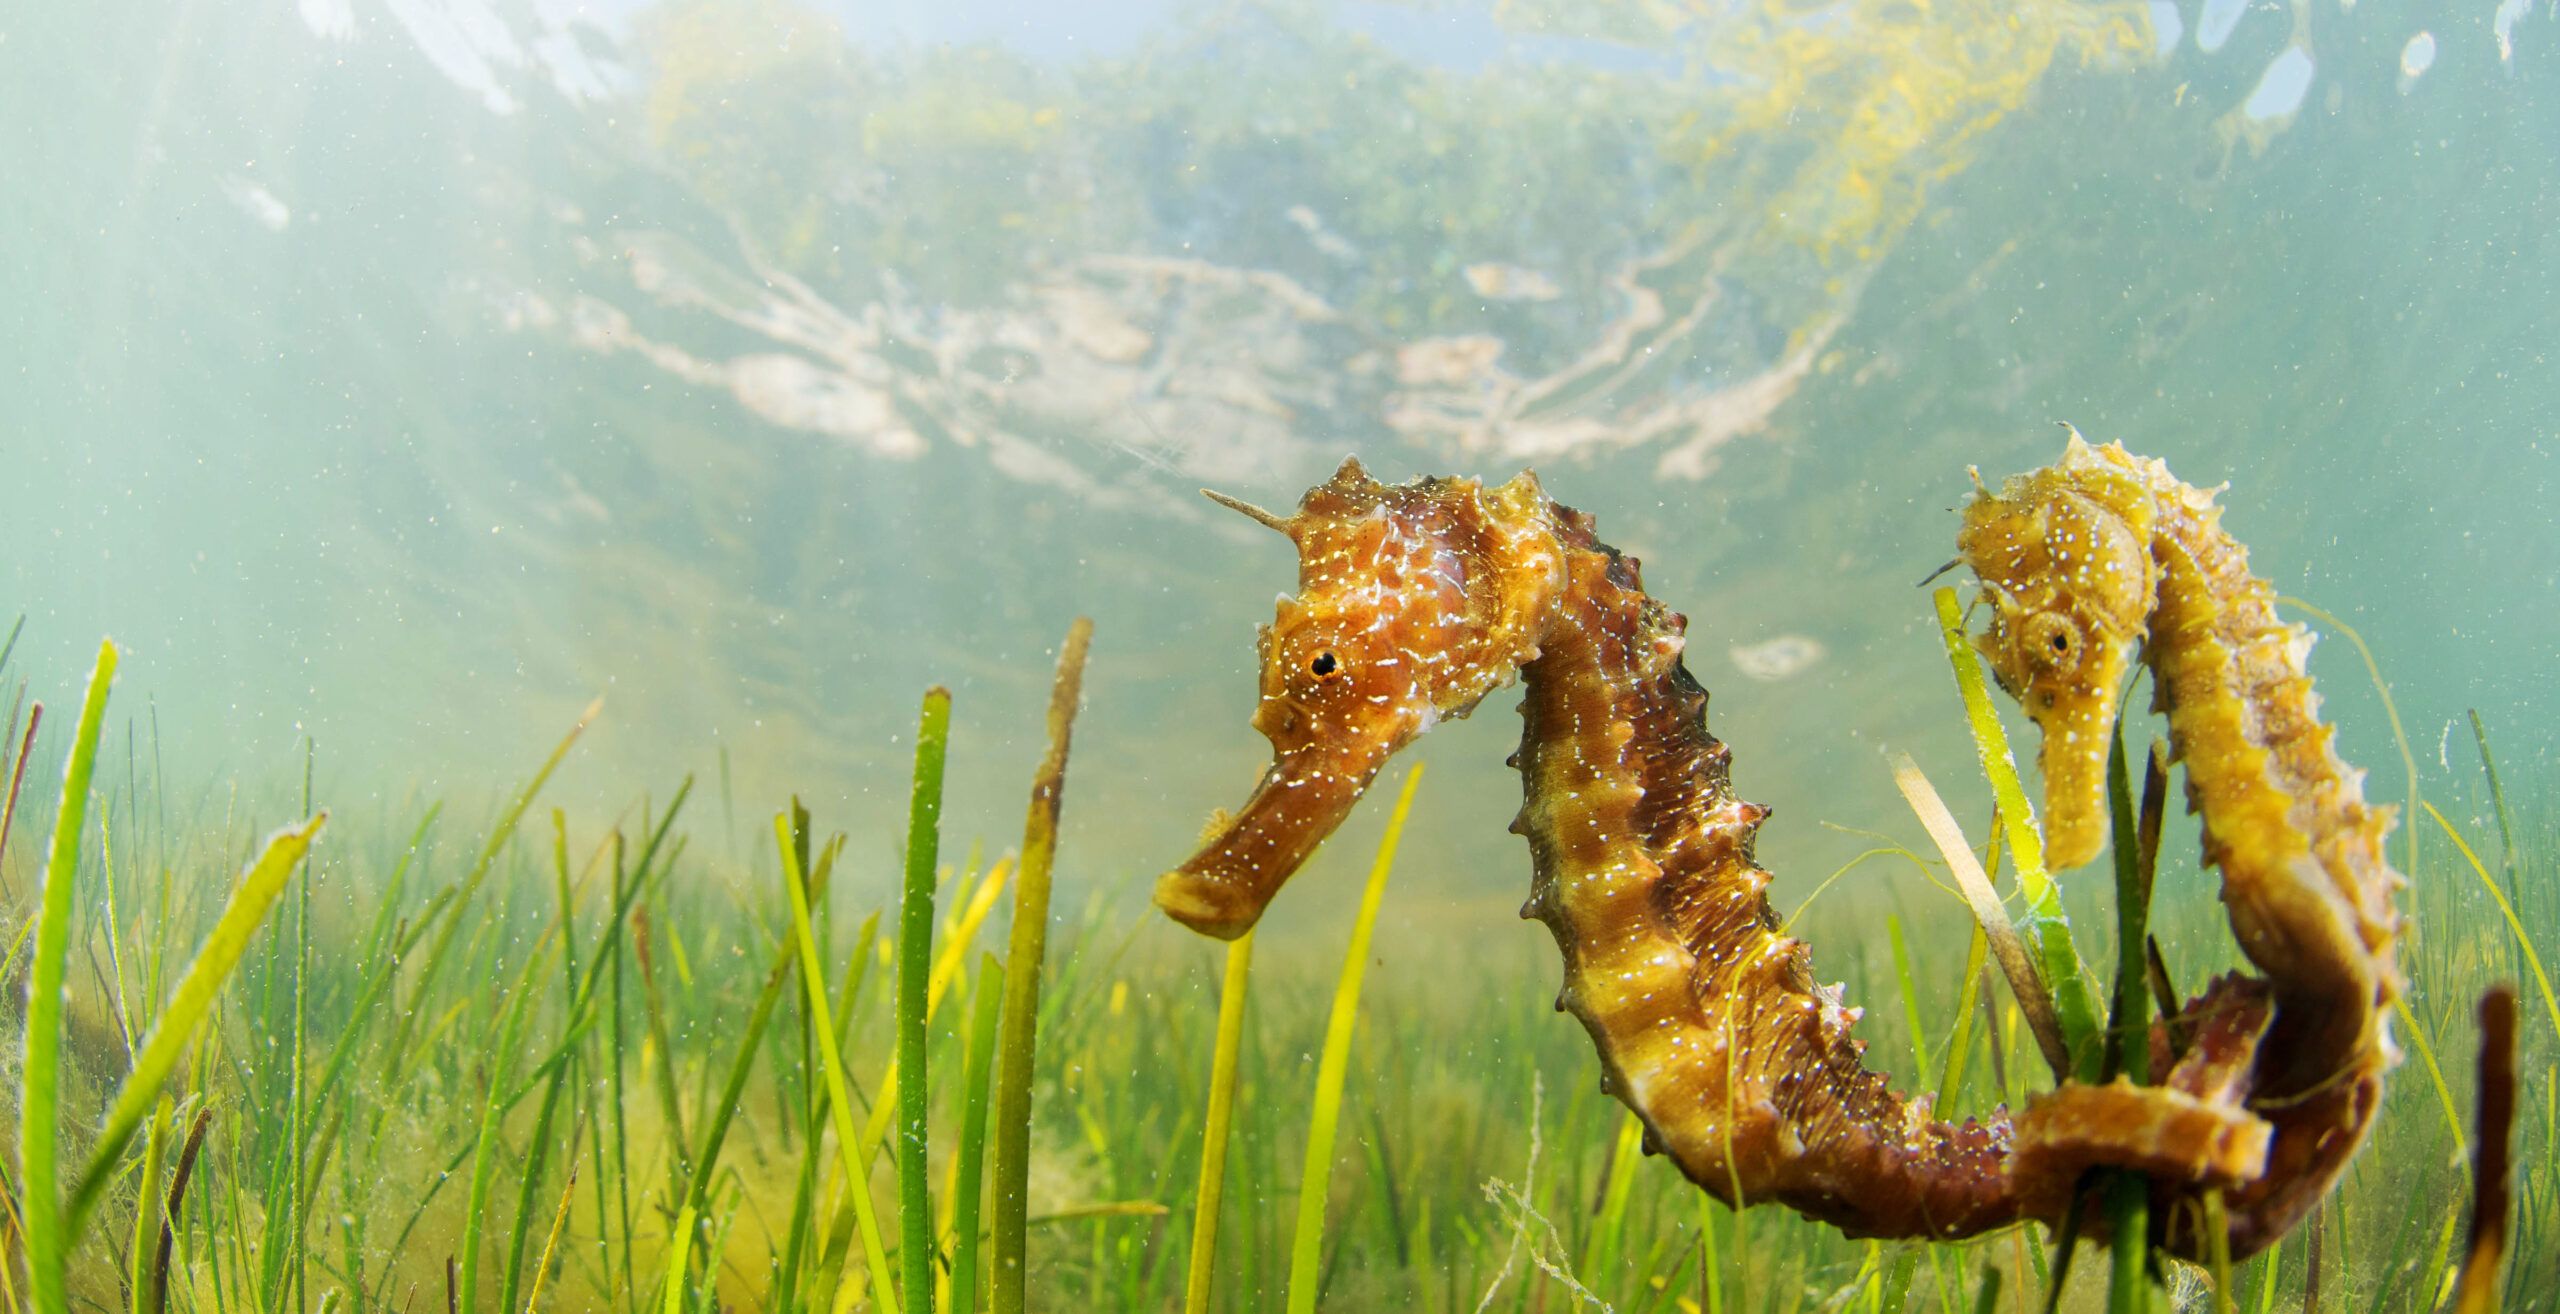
1155;740;1393;939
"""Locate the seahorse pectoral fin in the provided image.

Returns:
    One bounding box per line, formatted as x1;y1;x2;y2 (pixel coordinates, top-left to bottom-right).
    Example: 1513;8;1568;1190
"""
1155;742;1393;939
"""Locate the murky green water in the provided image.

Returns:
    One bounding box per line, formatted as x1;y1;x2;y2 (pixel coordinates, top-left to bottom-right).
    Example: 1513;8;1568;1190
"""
4;0;2557;1305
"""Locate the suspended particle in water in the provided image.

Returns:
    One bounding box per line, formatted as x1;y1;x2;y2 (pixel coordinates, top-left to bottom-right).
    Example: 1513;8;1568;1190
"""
2399;31;2437;91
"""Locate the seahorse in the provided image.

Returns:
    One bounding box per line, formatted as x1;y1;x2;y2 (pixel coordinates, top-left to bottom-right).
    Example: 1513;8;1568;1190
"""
1957;430;2402;1256
1154;454;2375;1257
1157;459;2029;1239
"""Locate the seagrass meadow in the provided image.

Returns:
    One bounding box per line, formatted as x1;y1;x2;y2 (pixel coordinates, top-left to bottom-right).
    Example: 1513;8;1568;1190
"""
0;596;2547;1313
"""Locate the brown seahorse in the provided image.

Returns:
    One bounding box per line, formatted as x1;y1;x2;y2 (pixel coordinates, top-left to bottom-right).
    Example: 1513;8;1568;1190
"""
1158;459;2025;1240
1958;430;2402;1256
1154;453;2384;1257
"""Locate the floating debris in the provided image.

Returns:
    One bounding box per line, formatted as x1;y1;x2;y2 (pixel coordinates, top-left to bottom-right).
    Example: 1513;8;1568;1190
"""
2148;1;2184;57
1729;633;1827;681
2196;0;2247;53
220;176;292;232
2242;45;2316;122
1393;335;1506;388
1284;205;1361;263
2400;32;2437;89
299;0;354;40
2494;0;2532;63
1463;262;1563;302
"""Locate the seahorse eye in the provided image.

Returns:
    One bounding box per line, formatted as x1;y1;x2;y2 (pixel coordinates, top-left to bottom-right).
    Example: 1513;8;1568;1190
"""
1310;650;1341;679
2023;613;2083;673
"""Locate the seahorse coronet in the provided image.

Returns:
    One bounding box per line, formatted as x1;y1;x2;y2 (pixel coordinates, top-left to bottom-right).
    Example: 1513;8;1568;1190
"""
1158;440;2402;1261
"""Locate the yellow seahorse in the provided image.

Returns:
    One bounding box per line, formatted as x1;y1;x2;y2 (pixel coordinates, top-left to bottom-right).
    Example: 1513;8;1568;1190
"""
1959;429;2402;1254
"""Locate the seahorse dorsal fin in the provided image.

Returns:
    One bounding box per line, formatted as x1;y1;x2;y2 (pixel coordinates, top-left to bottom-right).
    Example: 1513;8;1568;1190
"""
1202;488;1295;536
1495;469;1546;503
1330;454;1376;487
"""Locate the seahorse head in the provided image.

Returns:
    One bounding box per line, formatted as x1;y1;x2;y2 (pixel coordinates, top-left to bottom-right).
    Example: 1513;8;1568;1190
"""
1955;431;2160;869
1156;457;1564;939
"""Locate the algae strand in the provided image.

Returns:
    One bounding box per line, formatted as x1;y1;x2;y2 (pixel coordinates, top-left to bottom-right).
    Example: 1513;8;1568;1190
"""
899;687;954;1314
2452;985;2519;1314
1932;586;2102;1079
990;616;1094;1314
20;639;119;1313
1286;764;1424;1314
1183;928;1255;1314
